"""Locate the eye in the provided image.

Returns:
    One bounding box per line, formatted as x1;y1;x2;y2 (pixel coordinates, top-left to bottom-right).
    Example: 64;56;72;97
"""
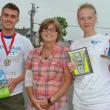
11;15;17;19
2;13;17;19
3;13;9;17
88;16;93;20
42;28;56;33
47;28;56;32
79;17;85;21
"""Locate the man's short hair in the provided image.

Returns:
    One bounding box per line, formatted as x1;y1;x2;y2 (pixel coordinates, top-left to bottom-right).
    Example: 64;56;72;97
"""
2;3;20;15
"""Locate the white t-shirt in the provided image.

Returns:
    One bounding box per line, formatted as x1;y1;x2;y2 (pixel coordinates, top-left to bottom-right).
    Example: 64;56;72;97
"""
0;33;33;96
71;34;110;109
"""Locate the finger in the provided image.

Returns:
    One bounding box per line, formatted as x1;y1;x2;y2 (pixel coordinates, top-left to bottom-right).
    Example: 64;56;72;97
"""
0;85;4;88
8;86;15;92
29;100;34;107
37;104;45;110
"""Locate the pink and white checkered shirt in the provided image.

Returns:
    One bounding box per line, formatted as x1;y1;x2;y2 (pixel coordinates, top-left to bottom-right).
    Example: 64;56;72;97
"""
25;43;70;110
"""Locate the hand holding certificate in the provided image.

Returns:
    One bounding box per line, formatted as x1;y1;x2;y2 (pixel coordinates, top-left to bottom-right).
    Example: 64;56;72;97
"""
68;47;93;76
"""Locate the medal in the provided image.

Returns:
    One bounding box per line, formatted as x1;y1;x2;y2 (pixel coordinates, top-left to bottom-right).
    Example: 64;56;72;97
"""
0;32;16;67
1;32;16;56
0;32;16;56
4;59;11;66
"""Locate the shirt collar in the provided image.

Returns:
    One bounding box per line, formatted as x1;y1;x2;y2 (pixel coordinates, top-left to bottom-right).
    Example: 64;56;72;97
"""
34;43;60;56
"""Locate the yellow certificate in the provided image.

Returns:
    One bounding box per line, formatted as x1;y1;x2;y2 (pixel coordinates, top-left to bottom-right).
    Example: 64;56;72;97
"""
68;47;93;76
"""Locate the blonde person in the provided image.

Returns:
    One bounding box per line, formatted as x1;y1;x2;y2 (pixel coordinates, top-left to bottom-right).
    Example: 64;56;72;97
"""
68;3;110;110
25;18;72;110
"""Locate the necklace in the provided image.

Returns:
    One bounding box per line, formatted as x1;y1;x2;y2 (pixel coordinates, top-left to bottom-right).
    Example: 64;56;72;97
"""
44;56;48;60
42;53;49;60
42;48;51;60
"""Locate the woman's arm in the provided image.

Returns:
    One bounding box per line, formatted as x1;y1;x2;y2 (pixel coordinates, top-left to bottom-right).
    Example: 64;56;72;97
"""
50;66;72;103
40;66;72;109
25;69;44;110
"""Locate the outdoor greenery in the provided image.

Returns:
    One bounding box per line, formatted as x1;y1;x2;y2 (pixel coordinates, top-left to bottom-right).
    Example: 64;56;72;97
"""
54;17;68;41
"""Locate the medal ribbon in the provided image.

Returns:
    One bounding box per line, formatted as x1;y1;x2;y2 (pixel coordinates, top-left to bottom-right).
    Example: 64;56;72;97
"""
0;32;16;56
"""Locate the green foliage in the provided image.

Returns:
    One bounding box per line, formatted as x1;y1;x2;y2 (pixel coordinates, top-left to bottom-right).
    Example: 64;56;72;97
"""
54;17;68;40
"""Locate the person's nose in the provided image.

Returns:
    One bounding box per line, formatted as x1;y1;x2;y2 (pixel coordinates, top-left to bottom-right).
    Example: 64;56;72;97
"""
6;15;12;21
84;18;89;23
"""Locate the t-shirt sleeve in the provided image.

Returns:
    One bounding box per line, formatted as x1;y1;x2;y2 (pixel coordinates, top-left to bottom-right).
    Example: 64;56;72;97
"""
25;50;34;69
25;69;33;87
24;39;33;61
62;47;70;67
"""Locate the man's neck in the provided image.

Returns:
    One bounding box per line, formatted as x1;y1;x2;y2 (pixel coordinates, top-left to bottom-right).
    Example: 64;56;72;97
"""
1;29;15;36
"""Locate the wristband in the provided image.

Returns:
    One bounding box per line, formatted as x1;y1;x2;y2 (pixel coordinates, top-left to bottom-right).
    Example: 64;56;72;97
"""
47;97;55;104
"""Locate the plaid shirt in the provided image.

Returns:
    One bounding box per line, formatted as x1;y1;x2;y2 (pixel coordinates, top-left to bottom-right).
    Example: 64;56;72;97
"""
25;43;70;110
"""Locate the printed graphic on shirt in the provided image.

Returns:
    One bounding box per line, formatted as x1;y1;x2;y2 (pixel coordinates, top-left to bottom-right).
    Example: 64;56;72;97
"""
0;44;23;65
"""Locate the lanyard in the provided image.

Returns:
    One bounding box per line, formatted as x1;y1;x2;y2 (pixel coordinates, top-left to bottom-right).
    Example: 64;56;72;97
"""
0;32;16;56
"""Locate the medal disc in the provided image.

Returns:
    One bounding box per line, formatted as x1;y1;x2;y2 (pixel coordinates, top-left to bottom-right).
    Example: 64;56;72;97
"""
4;59;11;66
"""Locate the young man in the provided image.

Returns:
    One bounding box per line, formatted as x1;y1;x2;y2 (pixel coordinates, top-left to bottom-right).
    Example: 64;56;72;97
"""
0;3;33;110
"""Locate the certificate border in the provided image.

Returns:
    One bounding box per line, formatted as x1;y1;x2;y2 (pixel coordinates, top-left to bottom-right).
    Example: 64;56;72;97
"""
68;47;93;76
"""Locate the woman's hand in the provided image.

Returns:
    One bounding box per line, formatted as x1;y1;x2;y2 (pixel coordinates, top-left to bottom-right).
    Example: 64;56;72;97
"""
31;98;45;110
67;62;76;72
39;99;51;109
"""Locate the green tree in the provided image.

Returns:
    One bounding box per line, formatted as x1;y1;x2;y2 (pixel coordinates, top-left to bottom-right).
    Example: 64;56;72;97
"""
54;17;68;41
